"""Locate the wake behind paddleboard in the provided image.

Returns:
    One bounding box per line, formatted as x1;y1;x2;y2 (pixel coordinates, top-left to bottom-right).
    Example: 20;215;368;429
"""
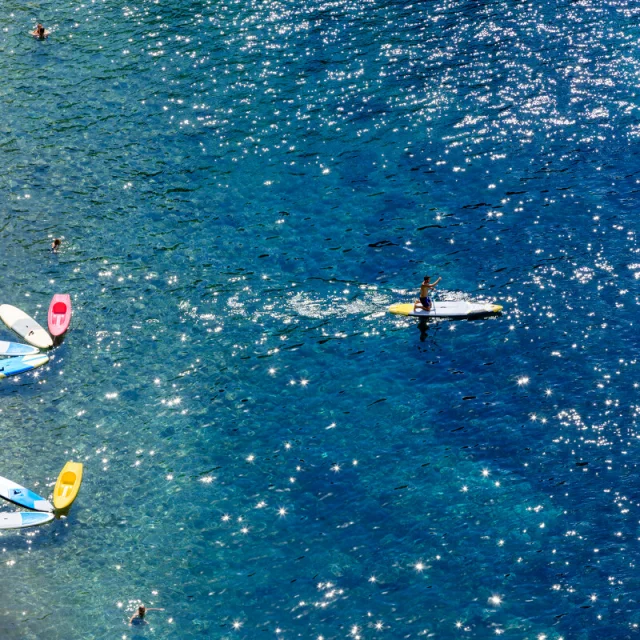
0;475;53;512
0;511;54;530
389;301;502;318
0;305;53;349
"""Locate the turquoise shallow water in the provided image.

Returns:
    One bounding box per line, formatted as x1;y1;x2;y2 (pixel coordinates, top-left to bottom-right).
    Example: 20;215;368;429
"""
2;0;640;638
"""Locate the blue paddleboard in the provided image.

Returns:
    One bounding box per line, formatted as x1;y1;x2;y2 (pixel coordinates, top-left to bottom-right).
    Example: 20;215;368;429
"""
0;475;53;512
0;354;49;379
0;511;54;529
0;341;40;357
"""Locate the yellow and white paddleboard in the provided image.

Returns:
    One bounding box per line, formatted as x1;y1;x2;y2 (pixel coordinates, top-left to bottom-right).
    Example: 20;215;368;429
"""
389;301;502;318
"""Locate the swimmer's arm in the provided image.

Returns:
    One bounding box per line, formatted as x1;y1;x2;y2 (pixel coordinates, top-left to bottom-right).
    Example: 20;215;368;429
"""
432;276;441;286
146;608;165;611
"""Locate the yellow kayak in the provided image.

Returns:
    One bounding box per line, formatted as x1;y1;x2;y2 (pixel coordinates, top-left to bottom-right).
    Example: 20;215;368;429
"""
53;461;83;510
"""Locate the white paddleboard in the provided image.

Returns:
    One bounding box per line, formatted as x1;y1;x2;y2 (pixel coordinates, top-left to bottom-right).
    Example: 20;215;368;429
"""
0;341;40;357
0;512;54;530
389;301;502;318
0;475;53;512
0;305;53;349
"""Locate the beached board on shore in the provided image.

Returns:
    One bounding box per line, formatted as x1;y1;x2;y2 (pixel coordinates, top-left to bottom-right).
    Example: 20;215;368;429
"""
0;354;49;379
389;301;503;318
0;475;53;512
0;341;40;357
0;305;53;349
0;512;54;530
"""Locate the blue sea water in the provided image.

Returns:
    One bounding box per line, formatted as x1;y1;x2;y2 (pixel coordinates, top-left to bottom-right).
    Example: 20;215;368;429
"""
1;0;640;637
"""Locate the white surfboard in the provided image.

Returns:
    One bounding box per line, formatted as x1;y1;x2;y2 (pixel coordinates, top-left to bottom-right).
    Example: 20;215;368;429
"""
0;475;53;512
0;512;54;530
389;301;502;318
0;305;53;349
0;341;40;357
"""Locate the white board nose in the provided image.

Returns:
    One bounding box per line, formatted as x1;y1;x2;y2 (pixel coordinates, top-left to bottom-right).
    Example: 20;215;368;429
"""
34;499;54;513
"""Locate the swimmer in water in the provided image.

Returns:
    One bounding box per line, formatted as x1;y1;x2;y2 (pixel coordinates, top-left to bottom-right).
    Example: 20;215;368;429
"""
31;24;49;39
51;238;61;252
129;604;165;626
414;275;441;312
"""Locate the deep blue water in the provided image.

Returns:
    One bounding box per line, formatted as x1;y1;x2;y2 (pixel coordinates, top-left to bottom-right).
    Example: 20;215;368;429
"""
1;0;640;637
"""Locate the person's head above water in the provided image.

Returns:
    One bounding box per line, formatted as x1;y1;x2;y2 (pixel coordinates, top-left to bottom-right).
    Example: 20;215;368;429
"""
423;275;430;282
33;24;47;39
130;603;164;625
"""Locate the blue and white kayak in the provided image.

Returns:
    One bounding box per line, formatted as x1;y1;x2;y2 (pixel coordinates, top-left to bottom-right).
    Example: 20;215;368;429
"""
0;353;49;379
0;341;40;357
0;512;54;529
0;475;53;512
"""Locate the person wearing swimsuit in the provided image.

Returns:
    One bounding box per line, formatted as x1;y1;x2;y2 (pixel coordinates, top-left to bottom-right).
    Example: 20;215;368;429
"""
414;275;441;312
31;24;49;39
129;604;165;625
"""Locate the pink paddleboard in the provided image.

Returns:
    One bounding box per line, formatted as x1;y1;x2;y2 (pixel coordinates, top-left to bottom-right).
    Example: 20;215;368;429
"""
48;294;72;337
